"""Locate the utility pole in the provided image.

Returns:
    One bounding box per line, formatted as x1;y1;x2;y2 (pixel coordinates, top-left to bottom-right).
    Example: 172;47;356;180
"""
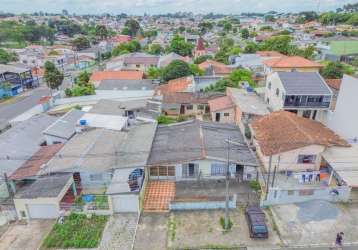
271;154;280;188
265;155;272;200
225;137;230;230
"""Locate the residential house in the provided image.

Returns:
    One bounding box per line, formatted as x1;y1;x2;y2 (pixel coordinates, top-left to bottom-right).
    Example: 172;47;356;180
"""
161;92;224;116
43;109;85;145
325;75;358;142
158;52;190;68
250;111;350;206
90;70;144;87
325;79;342;110
263;56;323;75
198;60;233;77
265;72;332;122
0;64;38;95
147;120;257;181
122;53;160;71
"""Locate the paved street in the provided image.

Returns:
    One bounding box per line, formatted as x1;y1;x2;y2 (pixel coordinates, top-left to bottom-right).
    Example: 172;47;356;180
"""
0;87;50;122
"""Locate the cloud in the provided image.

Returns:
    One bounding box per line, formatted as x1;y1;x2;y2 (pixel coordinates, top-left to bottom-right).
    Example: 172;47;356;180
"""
1;0;357;14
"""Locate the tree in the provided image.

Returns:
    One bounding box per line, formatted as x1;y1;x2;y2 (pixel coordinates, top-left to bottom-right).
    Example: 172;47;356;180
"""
124;19;140;37
260;35;294;55
161;60;192;82
352;56;358;67
240;28;249;39
148;43;163;55
244;42;258;53
147;66;162;79
189;64;204;76
76;71;91;85
0;48;17;64
72;36;90;51
112;40;141;56
95;25;109;40
320;62;345;79
205;69;255;92
44;61;64;90
194;55;213;64
167;35;194;57
265;15;276;22
223;22;232;32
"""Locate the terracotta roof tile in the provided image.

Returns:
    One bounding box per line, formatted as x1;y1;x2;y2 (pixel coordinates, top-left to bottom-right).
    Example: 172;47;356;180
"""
9;144;64;180
251;111;350;156
325;79;342;90
208;96;234;112
155;76;193;95
263;56;323;68
198;60;232;75
90;70;144;82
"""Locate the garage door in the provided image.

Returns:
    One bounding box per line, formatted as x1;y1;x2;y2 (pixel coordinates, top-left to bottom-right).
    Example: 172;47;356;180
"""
27;204;59;219
112;195;139;213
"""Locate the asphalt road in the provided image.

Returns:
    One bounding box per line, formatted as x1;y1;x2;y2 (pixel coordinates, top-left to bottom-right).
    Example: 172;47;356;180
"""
0;86;50;122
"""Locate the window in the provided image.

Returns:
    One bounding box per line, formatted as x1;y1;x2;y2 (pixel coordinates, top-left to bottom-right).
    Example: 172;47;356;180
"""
268;82;271;90
224;113;230;117
150;166;175;176
90;173;103;181
287;190;294;196
299;189;314;196
266;98;270;104
276;88;280;96
136;64;140;68
198;105;205;110
297;155;317;164
302;110;311;119
20;211;26;218
186;105;193;110
182;163;198;178
211;163;226;176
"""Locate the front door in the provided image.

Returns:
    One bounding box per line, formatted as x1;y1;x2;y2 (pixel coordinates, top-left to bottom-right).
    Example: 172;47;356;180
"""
188;163;195;177
180;105;185;115
215;113;221;122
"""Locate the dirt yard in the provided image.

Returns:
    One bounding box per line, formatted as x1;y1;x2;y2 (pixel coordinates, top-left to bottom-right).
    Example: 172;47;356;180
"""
0;220;54;250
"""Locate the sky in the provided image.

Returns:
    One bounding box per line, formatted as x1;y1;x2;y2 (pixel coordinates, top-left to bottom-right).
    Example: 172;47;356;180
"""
0;0;357;15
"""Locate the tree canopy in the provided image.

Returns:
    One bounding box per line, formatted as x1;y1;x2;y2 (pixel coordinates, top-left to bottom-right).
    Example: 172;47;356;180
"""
161;60;193;82
44;61;64;90
166;35;194;57
0;48;18;64
124;19;141;37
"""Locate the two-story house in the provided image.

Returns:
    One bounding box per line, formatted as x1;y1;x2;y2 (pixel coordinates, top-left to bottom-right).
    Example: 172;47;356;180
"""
263;56;323;75
265;72;332;122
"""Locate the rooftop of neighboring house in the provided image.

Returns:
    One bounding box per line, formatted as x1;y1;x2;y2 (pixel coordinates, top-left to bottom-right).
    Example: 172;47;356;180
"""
155;76;193;95
158;52;189;68
9;144;64;181
147;120;257;166
14;173;73;199
109;34;132;43
0;114;57;179
198;60;232;75
90;70;144;82
251;111;350;156
256;51;285;57
227;87;270;116
325;79;342;91
88;99;148;116
208;95;234;112
162;92;224;105
276;71;332;96
123;53;160;65
0;64;31;74
97;79;155;91
263;56;323;68
329;40;358;56
43;109;85;140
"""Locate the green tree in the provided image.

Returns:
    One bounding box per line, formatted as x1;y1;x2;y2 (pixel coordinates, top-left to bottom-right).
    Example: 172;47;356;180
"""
95;25;109;40
260;35;294;55
147;67;162;79
148;43;163;55
112;40;141;56
194;55;213;64
244;42;258;53
320;62;345;79
189;64;204;76
0;48;17;64
352;56;358;67
229;69;254;87
167;35;194;57
76;71;91;85
72;36;90;51
44;61;64;90
124;19;140;37
240;28;249;39
223;22;232;32
161;60;192;82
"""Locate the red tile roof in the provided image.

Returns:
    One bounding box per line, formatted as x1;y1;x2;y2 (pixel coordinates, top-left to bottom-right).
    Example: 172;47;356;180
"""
109;35;132;43
198;60;232;75
325;79;342;90
256;51;284;57
251;111;350;156
90;70;144;82
208;96;234;112
263;56;323;68
9;144;64;180
155;76;193;95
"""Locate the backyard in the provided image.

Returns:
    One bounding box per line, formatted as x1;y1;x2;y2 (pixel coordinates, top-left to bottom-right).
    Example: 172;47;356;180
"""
42;213;108;249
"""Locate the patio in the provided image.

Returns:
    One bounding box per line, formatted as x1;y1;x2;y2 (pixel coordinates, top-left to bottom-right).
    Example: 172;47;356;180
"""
143;181;175;212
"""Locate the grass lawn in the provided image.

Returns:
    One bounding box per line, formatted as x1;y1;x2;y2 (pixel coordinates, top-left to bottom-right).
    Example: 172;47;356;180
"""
42;213;108;249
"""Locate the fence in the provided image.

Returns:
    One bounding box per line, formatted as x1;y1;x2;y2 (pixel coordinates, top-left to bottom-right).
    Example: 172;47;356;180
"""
169;194;237;210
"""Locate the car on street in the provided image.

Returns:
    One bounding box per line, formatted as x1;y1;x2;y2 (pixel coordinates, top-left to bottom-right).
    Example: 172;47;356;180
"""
245;205;269;239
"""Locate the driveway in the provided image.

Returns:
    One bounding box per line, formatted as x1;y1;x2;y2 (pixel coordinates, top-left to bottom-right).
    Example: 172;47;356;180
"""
271;200;358;247
99;213;138;250
0;220;54;250
134;213;169;250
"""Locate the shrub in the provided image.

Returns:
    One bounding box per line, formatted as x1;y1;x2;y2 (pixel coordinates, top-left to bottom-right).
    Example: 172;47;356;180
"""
249;180;261;192
219;216;233;231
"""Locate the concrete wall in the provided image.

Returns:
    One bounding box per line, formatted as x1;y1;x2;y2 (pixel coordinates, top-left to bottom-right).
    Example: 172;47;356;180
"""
44;134;68;145
170;194;237;210
80;171;112;192
265;73;285;111
210;107;236;123
261;185;351;206
325;75;358;141
254;142;325;172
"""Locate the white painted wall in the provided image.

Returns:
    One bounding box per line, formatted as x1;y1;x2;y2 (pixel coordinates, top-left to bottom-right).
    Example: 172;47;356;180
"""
325;75;358;141
265;73;285;111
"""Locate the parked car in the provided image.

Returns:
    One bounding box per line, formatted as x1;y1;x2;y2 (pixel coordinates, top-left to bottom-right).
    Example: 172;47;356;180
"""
245;205;269;239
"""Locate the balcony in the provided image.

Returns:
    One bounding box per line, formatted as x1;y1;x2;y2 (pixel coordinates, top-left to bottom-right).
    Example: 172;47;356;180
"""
283;95;331;109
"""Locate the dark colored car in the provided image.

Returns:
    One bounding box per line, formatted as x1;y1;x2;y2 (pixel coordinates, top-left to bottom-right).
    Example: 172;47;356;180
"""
245;205;269;239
